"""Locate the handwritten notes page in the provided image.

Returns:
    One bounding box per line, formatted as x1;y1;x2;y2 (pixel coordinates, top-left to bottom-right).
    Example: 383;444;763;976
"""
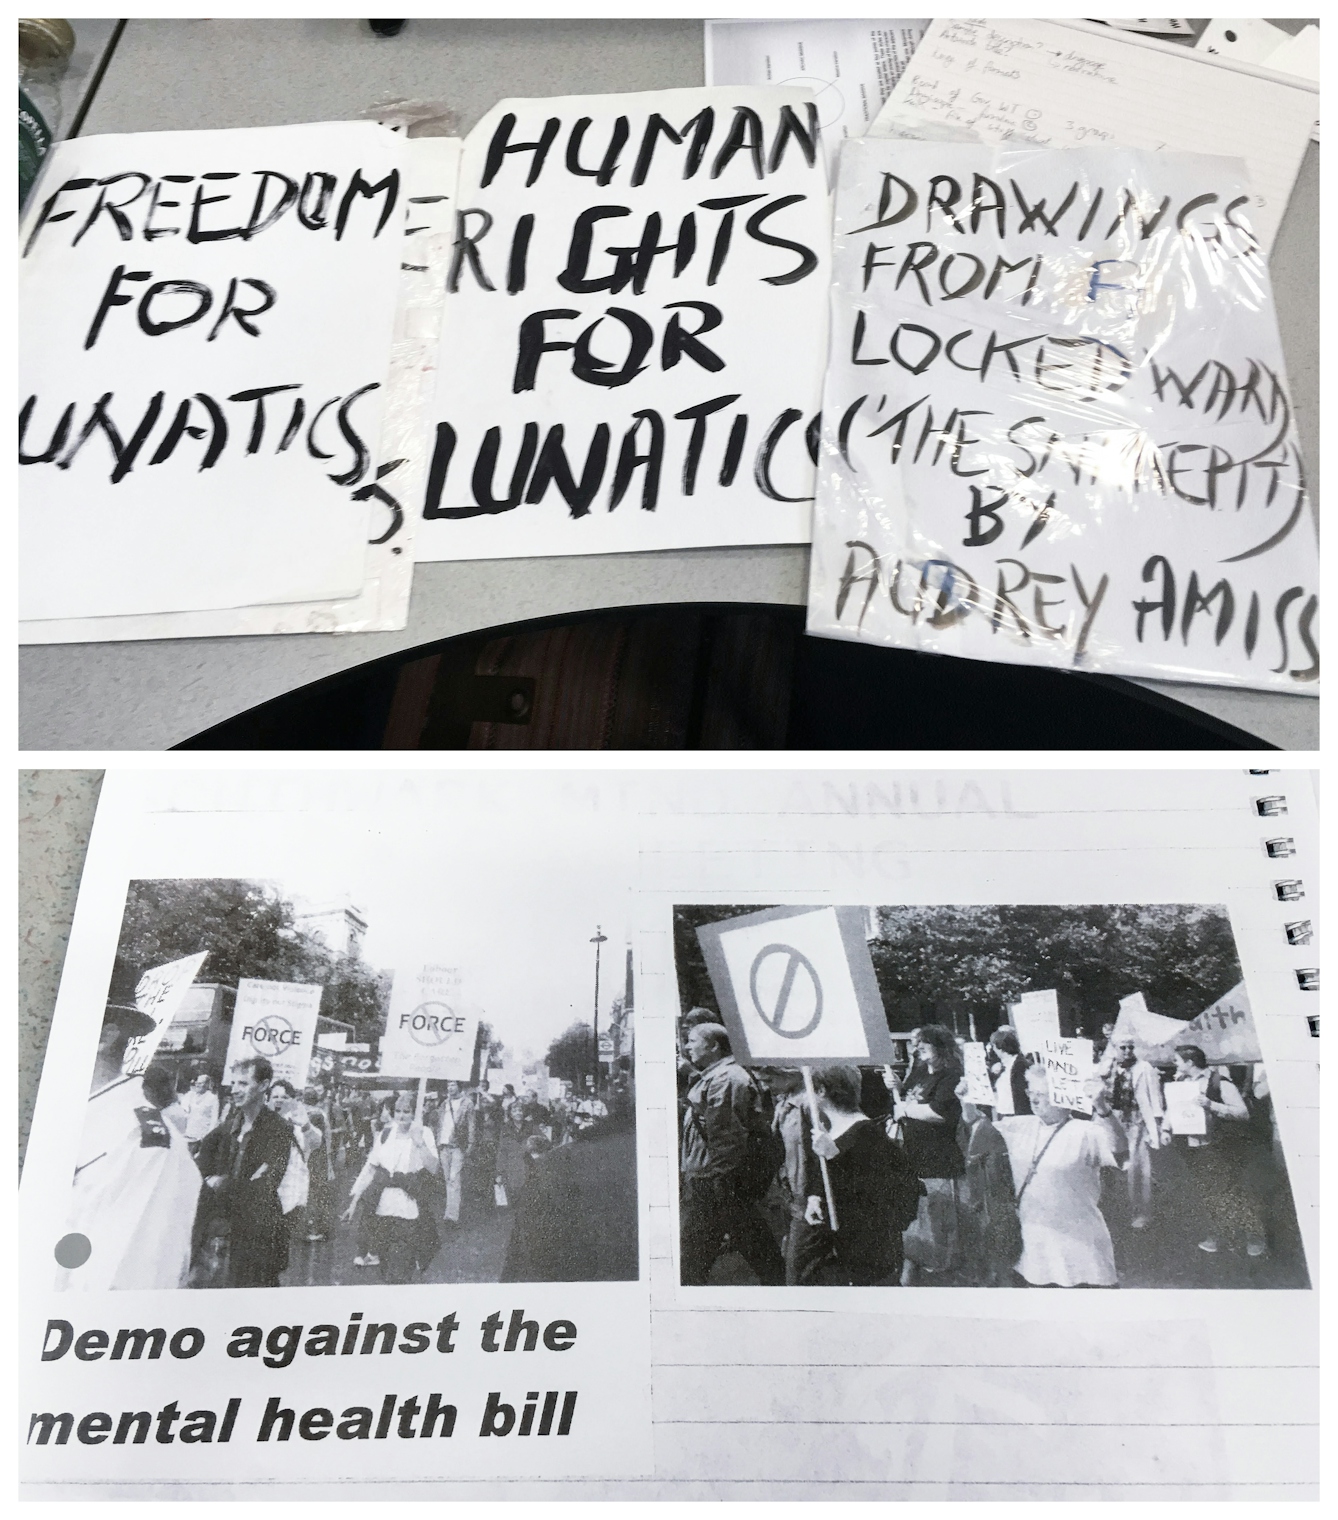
20;134;461;643
414;88;832;562
869;18;1317;254
18;121;406;621
704;19;928;176
806;141;1319;691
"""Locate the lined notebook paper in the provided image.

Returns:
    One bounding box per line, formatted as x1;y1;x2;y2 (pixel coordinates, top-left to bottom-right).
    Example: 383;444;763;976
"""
21;768;1318;1499
869;18;1318;252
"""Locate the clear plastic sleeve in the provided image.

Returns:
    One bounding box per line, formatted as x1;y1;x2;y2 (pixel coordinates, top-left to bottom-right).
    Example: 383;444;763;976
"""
806;140;1318;692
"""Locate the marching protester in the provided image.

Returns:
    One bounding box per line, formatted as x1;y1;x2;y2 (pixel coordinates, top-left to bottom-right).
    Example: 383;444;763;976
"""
805;1065;923;1286
202;1056;294;1289
678;1022;785;1286
1102;1038;1165;1230
755;1068;821;1286
987;1026;1031;1126
435;1079;473;1228
886;1025;966;1285
954;1081;1023;1286
1000;1064;1128;1288
463;1081;503;1221
342;1090;441;1284
1165;1045;1264;1258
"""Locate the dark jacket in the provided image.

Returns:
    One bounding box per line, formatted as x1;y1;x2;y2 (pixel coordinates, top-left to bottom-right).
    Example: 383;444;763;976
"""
213;1104;294;1287
824;1118;923;1285
680;1056;771;1183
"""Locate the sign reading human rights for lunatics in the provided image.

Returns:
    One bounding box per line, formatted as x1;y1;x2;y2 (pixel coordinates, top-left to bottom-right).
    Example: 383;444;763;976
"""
694;906;894;1067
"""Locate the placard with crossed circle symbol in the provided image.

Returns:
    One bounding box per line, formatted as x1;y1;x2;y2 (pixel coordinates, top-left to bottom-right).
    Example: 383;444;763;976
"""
695;905;893;1065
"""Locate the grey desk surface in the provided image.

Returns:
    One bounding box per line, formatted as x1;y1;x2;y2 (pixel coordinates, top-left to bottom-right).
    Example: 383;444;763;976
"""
19;18;1319;751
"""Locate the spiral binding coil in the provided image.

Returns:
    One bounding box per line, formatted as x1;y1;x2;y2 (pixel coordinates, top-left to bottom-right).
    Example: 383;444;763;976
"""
1250;773;1317;1036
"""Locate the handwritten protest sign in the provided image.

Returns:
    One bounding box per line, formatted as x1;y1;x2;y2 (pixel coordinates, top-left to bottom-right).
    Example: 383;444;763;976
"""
415;87;831;562
1010;989;1060;1055
1164;1078;1208;1136
121;951;208;1077
1040;1035;1095;1115
224;979;323;1092
378;964;479;1081
695;906;893;1066
19;121;406;620
962;1040;994;1105
807;141;1319;691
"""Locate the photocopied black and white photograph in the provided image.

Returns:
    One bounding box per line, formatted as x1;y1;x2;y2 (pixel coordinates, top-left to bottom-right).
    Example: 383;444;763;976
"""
21;772;657;1494
673;902;1308;1292
62;875;638;1294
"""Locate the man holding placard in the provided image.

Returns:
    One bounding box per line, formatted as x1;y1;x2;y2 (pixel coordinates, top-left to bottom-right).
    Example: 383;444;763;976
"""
1165;1045;1264;1259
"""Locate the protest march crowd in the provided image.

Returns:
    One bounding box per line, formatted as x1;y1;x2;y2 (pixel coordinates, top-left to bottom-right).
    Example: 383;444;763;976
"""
60;998;636;1292
677;1010;1303;1291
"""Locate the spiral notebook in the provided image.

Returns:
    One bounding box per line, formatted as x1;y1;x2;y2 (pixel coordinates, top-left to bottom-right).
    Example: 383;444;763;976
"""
21;767;1318;1499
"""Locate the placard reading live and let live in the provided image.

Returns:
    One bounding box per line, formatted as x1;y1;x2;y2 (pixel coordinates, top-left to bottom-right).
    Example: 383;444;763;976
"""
414;87;832;561
806;141;1320;692
18;122;405;621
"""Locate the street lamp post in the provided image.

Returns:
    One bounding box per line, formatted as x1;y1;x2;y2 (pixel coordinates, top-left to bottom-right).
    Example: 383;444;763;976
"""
590;927;608;1093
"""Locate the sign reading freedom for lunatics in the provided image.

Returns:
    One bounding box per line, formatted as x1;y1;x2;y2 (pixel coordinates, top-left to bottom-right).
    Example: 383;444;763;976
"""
695;906;893;1066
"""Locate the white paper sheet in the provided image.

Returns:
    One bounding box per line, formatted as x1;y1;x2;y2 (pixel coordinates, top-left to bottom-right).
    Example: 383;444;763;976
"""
19;121;407;619
805;140;1319;691
21;766;1320;1498
869;18;1317;253
414;87;832;562
20;135;463;643
21;770;652;1497
704;19;928;176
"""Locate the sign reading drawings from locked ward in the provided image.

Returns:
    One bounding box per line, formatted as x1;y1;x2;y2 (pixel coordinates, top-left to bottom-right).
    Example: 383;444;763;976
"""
224;978;323;1092
379;964;480;1080
695;906;893;1066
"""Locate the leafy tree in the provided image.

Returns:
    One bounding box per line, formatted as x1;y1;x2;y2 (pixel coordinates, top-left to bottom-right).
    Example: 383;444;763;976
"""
110;878;388;1043
546;1020;595;1086
672;902;1241;1041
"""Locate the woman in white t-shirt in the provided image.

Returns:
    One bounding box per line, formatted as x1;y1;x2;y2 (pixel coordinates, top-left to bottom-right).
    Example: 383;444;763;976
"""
1000;1063;1128;1287
343;1091;440;1283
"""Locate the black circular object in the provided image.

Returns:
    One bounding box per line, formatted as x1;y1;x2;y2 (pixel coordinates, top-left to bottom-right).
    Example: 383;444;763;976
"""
369;20;406;38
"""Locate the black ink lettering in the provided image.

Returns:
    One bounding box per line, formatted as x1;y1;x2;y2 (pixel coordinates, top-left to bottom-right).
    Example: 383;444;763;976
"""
1180;572;1234;645
227;383;301;453
835;539;881;627
699;193;765;284
1071;564;1109;659
768;102;820;172
1133;555;1176;642
848;173;917;235
744;195;816;285
661;300;725;372
1271;586;1304;674
448;208;496;293
472;422;540;511
525;423;611;517
335;168;400;239
513;309;579;393
329;382;379;486
609;409;665;510
711;106;766;179
754;409;813;502
298;172;337;230
205;278;276;340
21;176;95;256
420;422;458;518
83;265;151;350
71;172;152;247
136;279;213;337
925;175;965;234
18;397;74;464
964;484;1007;546
719;413;747;485
572;308;653;388
1010;177;1078;237
557;206;634;294
631;110;714;187
187;174;242;244
566;115;630;186
482;113;561;188
970;173;1007;237
674;393;740;494
507;213;535;293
